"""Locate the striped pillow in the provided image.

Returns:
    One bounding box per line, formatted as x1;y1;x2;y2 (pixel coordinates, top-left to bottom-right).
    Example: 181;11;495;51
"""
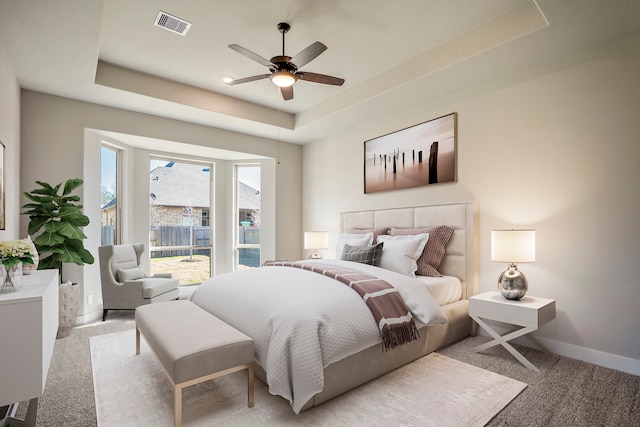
341;242;384;266
349;227;389;244
390;226;455;276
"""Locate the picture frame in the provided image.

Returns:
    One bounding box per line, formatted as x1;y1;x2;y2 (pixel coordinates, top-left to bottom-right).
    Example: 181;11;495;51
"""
0;141;4;230
364;112;457;194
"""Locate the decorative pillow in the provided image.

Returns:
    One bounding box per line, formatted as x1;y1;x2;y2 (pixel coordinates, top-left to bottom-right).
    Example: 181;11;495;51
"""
341;242;384;266
376;233;429;277
348;227;389;244
117;267;146;282
335;233;373;259
390;226;455;276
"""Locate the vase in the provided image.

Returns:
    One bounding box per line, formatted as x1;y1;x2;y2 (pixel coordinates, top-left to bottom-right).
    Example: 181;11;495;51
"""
0;263;23;293
22;235;39;275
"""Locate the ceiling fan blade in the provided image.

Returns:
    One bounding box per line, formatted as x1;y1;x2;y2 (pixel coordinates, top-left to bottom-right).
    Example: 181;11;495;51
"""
297;72;345;86
228;44;274;67
291;41;327;68
225;74;271;85
280;86;293;101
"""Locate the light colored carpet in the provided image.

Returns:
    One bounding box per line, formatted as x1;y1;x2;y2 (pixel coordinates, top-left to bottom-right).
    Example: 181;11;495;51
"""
91;330;526;426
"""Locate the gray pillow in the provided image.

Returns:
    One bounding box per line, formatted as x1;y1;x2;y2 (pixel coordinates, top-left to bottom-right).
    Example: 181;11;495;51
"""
341;242;384;266
117;267;145;282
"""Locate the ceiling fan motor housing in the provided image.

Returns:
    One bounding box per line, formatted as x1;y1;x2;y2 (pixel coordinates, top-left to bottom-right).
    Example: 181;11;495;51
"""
270;56;296;72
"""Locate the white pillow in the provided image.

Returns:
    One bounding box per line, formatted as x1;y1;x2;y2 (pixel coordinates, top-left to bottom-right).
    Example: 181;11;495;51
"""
335;232;373;259
376;233;429;277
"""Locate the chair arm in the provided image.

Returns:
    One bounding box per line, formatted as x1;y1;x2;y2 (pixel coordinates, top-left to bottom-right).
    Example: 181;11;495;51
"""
152;273;173;278
102;280;146;309
122;280;146;292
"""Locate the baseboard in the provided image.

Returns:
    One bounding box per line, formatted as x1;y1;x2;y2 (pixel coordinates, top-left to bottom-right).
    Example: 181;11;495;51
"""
477;327;640;376
76;309;102;325
536;336;640;376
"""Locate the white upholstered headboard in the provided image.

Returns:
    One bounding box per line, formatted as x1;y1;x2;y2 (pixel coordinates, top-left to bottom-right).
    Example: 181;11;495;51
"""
341;202;478;300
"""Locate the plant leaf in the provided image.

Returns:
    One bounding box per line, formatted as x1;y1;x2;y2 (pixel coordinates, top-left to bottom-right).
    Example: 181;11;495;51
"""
63;179;83;196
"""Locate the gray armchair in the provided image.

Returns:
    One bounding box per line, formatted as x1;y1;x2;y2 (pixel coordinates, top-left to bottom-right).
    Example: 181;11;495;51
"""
99;243;179;321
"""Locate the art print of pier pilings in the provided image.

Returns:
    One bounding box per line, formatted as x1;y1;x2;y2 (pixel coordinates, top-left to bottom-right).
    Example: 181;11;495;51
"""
364;113;456;193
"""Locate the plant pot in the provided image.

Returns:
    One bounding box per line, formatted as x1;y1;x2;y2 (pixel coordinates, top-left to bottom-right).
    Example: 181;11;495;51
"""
57;282;81;339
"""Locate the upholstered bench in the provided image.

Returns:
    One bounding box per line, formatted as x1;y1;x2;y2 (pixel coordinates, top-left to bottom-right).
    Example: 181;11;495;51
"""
135;300;254;427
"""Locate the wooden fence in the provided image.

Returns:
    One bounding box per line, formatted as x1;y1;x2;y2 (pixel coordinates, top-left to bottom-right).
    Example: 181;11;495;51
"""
102;226;260;264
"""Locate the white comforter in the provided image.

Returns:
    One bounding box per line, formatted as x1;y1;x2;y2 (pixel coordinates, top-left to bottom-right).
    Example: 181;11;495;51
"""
190;259;447;413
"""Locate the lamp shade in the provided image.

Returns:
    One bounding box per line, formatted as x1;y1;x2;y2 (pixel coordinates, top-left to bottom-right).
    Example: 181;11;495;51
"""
304;231;329;250
491;230;535;263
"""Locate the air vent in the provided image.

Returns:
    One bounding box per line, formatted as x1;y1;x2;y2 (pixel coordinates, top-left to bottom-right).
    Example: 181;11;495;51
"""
154;11;191;36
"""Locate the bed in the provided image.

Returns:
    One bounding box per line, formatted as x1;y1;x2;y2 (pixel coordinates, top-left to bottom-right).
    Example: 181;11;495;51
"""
190;202;478;413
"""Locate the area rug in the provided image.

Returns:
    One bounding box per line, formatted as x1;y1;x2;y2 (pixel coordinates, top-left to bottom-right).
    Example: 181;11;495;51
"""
91;330;526;426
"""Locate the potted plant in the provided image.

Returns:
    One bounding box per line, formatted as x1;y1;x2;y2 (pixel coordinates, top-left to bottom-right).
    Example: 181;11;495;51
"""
22;178;95;338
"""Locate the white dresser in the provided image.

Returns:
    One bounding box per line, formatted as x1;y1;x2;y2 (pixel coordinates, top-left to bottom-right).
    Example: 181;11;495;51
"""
0;269;58;411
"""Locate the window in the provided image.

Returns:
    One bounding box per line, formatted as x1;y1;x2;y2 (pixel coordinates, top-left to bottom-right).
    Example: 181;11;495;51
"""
100;145;120;245
149;159;213;285
235;164;261;270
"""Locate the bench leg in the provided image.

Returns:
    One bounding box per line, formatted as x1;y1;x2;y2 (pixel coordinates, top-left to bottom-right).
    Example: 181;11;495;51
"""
174;386;183;427
248;364;254;408
135;328;140;355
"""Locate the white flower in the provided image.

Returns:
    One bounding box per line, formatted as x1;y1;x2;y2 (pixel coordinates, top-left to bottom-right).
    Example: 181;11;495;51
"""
0;239;36;268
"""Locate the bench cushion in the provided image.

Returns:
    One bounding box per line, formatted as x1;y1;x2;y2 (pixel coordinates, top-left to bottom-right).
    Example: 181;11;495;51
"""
136;300;253;384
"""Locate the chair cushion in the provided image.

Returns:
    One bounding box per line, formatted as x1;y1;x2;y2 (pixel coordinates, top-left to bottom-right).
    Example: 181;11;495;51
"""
136;277;180;298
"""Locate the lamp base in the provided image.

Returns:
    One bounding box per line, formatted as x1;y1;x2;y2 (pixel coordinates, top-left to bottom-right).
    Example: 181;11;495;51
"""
497;264;528;300
309;251;323;260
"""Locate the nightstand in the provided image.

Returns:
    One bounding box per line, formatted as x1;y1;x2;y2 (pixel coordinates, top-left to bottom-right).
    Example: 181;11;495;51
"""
469;291;555;371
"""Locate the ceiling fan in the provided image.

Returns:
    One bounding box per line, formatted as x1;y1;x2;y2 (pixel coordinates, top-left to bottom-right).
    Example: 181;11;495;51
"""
225;22;345;101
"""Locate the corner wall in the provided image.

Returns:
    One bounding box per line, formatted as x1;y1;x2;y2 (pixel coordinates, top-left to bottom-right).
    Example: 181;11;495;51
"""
0;43;21;240
302;36;640;374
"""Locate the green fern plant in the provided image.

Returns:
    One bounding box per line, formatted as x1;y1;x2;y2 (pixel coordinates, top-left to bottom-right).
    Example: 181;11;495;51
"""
22;179;95;279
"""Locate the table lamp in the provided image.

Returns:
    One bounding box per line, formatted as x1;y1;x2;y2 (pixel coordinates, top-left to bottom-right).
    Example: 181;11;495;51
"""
304;231;329;259
491;229;535;300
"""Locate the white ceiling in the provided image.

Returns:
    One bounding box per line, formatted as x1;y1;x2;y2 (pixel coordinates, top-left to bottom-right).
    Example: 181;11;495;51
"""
1;0;639;151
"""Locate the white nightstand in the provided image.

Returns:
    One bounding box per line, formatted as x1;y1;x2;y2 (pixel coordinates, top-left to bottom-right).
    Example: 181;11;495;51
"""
469;291;556;371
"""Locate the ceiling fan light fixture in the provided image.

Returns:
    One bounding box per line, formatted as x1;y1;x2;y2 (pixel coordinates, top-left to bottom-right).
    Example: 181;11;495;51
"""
270;71;297;88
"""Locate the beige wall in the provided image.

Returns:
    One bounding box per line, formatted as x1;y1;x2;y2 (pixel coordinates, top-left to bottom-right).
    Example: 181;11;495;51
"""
302;36;640;373
20;91;302;321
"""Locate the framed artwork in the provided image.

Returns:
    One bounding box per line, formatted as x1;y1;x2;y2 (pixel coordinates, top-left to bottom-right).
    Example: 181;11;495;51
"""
364;112;457;194
0;141;4;230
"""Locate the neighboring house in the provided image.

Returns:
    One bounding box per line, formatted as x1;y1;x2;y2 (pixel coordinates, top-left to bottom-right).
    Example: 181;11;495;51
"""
100;198;117;227
149;162;211;228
